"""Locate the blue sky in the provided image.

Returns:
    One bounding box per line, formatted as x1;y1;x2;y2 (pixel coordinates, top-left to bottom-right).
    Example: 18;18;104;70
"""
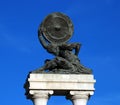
0;0;120;105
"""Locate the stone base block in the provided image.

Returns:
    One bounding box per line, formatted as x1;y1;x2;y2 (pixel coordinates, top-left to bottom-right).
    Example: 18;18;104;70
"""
24;73;95;96
24;73;96;105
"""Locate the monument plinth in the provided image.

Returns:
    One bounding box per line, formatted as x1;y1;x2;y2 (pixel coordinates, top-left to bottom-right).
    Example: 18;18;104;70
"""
24;74;95;105
24;12;96;105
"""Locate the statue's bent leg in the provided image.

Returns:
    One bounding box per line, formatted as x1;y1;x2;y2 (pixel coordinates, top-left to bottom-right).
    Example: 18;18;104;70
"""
32;59;57;73
43;59;57;70
55;57;74;70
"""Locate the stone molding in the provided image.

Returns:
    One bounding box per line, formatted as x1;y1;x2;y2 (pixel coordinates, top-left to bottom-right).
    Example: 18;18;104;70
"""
25;74;95;93
24;73;96;105
30;90;54;99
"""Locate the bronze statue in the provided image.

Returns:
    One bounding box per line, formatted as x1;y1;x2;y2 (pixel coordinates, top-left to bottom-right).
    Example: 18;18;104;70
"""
32;12;92;74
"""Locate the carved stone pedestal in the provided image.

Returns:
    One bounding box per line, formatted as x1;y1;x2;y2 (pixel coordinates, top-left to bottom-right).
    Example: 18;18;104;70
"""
24;73;96;105
29;90;53;105
67;91;94;105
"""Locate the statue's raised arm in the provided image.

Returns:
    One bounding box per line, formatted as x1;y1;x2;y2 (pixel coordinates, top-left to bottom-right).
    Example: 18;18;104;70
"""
38;28;59;56
38;29;48;49
60;43;81;56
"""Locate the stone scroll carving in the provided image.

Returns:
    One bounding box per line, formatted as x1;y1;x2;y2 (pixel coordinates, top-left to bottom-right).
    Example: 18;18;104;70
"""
32;12;92;74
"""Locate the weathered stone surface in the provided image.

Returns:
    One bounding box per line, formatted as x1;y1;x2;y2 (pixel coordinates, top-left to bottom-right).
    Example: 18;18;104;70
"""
24;73;96;105
24;73;95;96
